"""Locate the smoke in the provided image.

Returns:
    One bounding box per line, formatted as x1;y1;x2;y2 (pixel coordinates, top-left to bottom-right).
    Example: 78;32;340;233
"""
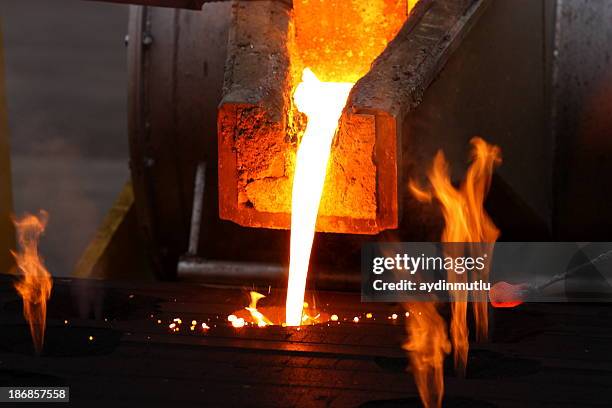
10;149;127;276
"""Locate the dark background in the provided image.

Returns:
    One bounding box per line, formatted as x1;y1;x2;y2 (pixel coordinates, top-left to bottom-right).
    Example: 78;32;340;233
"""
1;0;129;276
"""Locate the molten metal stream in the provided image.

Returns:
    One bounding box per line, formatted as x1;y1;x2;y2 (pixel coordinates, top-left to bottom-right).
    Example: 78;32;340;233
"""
285;68;353;326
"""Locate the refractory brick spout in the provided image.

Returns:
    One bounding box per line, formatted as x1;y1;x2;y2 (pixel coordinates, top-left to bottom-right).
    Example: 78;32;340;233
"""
218;0;486;234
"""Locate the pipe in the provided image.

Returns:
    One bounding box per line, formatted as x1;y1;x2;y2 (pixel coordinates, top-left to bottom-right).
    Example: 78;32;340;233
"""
188;163;206;256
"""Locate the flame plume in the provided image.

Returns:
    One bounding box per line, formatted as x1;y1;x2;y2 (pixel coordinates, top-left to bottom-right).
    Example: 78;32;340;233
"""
404;303;451;408
410;137;501;375
11;211;53;354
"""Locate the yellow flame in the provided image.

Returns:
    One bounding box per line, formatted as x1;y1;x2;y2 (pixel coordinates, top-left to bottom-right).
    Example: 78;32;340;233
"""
245;291;273;327
285;68;353;326
11;211;53;354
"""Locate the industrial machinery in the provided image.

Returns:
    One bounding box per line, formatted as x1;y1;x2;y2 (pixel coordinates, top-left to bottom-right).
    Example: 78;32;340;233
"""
77;0;611;284
1;1;612;406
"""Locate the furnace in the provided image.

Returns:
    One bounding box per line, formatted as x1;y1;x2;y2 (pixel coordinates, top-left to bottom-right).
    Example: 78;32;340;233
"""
218;0;411;235
126;0;506;283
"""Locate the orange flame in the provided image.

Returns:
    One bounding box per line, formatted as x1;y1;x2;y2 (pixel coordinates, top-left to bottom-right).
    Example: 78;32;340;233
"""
231;290;327;327
403;303;451;408
410;137;501;375
11;211;53;354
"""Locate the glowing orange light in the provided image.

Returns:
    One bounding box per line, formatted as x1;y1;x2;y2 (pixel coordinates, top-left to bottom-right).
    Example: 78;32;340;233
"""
11;211;53;354
410;137;501;377
403;303;450;408
231;317;246;329
489;281;529;308
285;69;353;326
245;291;273;327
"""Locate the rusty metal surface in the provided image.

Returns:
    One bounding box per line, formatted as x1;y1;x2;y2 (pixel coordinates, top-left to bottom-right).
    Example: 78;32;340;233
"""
349;0;486;118
217;0;295;230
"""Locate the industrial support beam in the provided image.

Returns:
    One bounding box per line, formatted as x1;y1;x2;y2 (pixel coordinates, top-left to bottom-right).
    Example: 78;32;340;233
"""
0;21;15;275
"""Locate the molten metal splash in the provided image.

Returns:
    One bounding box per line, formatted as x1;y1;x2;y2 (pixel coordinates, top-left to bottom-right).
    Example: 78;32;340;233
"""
11;211;53;354
232;290;326;327
246;291;274;327
403;303;451;408
410;137;501;375
285;68;353;326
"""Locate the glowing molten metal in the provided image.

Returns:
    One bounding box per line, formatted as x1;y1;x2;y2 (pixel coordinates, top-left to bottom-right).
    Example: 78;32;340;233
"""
11;211;53;354
284;0;412;325
489;281;530;308
246;291;274;327
285;68;353;326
